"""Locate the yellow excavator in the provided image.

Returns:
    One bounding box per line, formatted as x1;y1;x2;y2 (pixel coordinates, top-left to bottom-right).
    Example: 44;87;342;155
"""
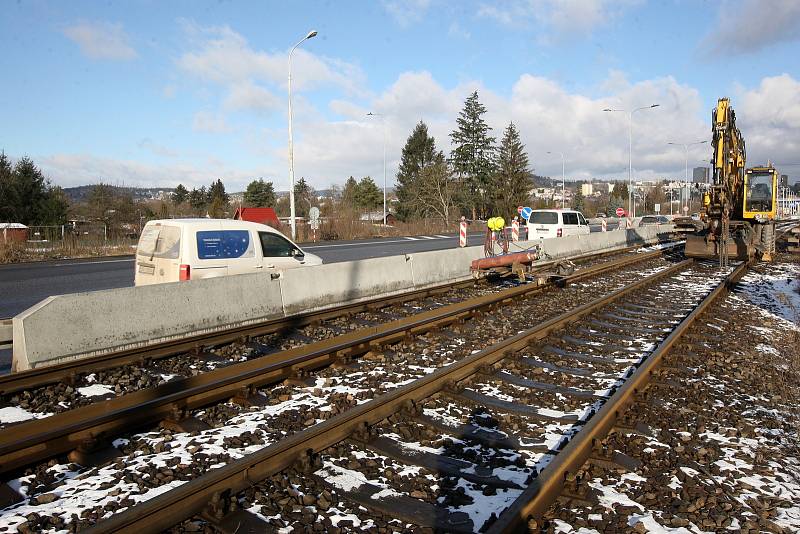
684;97;778;266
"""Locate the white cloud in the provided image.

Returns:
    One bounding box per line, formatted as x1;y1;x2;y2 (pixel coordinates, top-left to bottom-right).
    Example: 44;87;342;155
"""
478;0;638;36
735;74;800;168
192;111;231;133
137;138;178;158
38;153;261;190
177;22;367;97
224;82;281;113
382;0;433;27
63;21;137;60
448;21;471;39
702;0;800;56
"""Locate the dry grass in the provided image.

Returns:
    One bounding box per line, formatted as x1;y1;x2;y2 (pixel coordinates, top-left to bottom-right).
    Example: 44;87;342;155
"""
0;238;137;264
294;217;458;243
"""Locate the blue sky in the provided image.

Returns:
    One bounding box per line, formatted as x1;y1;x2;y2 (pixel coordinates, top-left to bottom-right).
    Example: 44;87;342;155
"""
2;0;799;191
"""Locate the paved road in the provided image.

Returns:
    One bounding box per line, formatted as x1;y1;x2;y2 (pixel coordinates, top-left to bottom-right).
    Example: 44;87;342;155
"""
0;232;487;317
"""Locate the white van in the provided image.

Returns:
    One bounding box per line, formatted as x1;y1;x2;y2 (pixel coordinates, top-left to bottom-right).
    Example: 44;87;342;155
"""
526;209;591;239
134;219;322;286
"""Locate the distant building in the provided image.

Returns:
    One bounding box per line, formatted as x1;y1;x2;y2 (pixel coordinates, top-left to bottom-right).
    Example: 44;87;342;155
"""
360;211;396;225
0;223;27;243
780;175;789;187
580;183;593;196
692;167;709;183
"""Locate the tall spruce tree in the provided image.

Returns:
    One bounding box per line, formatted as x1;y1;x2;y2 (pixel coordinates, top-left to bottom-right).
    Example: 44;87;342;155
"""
492;122;533;218
394;121;438;221
243;178;276;207
450;91;496;220
172;184;188;204
341;176;358;211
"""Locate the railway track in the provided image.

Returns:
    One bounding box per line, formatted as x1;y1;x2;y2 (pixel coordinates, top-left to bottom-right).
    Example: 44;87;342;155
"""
0;251;752;533
57;258;747;534
0;245;690;531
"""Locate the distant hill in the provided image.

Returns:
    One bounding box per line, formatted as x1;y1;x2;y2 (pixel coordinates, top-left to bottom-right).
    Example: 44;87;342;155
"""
64;185;175;203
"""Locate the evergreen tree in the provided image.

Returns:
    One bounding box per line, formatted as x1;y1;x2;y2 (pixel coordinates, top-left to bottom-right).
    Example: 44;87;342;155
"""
341;176;359;210
492;122;533;218
572;187;585;213
450;91;496;220
243;178;276;207
613;182;629;203
293;178;314;218
172;184;188;204
395;121;438;221
207;179;228;204
355;176;382;218
188;187;206;212
0;155;68;225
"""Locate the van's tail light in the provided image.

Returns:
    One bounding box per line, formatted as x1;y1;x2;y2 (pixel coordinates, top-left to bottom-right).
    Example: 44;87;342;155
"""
557;228;563;237
179;264;191;281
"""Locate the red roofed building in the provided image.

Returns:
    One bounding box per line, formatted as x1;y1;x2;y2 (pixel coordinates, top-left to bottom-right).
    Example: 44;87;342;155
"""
233;207;280;227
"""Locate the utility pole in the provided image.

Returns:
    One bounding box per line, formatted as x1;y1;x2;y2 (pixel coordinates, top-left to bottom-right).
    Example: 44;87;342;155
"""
604;104;660;217
287;30;318;239
366;112;387;225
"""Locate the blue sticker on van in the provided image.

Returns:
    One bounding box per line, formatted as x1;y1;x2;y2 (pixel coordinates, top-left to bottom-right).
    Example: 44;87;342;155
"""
197;230;251;259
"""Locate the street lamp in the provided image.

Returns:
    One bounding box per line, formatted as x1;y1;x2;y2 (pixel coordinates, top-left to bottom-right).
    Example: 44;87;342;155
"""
287;30;318;240
603;104;659;218
547;151;565;209
667;140;707;216
366;112;387;225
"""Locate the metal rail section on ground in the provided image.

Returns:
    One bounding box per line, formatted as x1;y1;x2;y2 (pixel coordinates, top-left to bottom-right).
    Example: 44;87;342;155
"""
0;247;672;477
75;253;741;534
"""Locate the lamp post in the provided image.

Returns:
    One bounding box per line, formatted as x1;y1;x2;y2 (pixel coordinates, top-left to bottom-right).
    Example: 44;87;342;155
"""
667;140;707;215
288;30;318;240
603;104;659;218
547;151;565;209
366;112;387;225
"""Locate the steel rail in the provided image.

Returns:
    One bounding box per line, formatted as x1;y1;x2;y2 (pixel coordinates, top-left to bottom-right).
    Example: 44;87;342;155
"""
486;259;752;533
0;247;675;476
83;259;694;534
0;243;657;394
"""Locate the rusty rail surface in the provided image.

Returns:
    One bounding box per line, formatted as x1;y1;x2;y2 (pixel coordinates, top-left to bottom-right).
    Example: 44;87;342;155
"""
0;247;676;477
486;259;752;533
82;258;694;534
0;243;655;395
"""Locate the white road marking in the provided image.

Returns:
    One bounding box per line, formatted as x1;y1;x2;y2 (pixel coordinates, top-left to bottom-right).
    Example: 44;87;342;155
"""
404;236;420;241
54;258;135;267
419;236;437;240
433;234;450;238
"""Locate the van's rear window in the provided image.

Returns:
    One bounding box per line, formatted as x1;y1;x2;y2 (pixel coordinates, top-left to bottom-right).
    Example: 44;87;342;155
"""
197;230;254;259
529;212;558;224
137;225;181;259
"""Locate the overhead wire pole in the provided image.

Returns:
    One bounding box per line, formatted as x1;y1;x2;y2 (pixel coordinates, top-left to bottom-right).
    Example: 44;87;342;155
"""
366;112;387;225
547;151;565;209
287;30;318;240
603;104;659;218
667;140;707;215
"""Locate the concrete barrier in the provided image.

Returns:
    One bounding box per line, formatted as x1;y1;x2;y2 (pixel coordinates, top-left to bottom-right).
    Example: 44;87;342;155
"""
280;254;415;316
13;273;284;371
12;227;674;370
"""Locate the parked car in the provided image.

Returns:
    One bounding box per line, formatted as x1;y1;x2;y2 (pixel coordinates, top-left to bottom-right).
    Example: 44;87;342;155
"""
525;209;591;239
595;213;607;218
134;219;322;286
639;215;670;226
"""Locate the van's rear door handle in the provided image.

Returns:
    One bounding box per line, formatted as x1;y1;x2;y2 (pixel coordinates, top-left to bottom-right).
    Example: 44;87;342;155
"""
255;265;264;269
266;264;275;269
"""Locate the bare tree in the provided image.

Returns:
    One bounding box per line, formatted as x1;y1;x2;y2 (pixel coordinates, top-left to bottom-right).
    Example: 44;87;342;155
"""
416;156;459;225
